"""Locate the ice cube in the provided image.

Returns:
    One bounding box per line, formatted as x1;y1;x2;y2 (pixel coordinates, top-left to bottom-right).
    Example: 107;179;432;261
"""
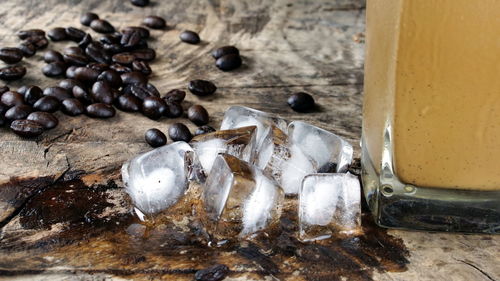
202;153;284;240
288;121;353;173
121;141;194;216
190;126;257;175
299;173;361;241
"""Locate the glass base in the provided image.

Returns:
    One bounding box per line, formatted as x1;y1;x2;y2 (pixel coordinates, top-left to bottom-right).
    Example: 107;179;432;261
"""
361;137;500;234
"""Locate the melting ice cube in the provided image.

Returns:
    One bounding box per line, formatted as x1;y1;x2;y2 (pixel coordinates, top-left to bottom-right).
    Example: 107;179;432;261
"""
121;141;194;216
299;173;361;241
288;121;353;173
190;126;257;175
202;153;284;240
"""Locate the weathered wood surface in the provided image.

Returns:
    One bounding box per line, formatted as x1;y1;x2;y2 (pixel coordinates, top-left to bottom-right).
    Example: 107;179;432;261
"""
0;0;498;280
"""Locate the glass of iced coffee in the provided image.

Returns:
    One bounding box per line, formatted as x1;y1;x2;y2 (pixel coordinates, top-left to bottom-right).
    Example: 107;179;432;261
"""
361;0;500;233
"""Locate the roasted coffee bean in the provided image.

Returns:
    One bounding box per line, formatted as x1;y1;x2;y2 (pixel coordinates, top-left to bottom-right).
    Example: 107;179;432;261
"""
1;91;24;107
287;92;315;112
97;70;122;88
74;67;100;83
24;86;43;105
47;27;67;41
132;60;151;75
33;96;60;112
59;79;84;90
179;30;200;44
87;63;109;72
164;101;183;118
10;119;44;138
120;30;142;48
187;104;209;125
64;46;85;56
86;103;115;118
145;83;160;97
99;33;121;44
17;29;45;40
43;87;72;102
61;98;85;116
194;264;229;281
112;52;135;65
90;19;115;33
42;62;67;77
145;128;167;147
78;33;93;49
103;43;124;54
109;63;132;74
128;83;154;99
142;96;166;120
44;50;64;63
5;104;32;120
0;48;23;64
18;43;36;57
0;66;26;81
72;85;92;103
122;26;150;39
131;48;155;61
116;94;141;112
142;16;166;29
211;46;240;60
66;66;78;79
27;111;58;129
215;54;242;71
121;71;147;85
194;125;216;136
64;53;88;66
164;89;186;103
65;27;86;42
168;123;192;142
131;0;149;7
91;81;114;104
85;42;111;64
188;80;216;96
22;36;48;49
17;86;28;95
80;12;99;26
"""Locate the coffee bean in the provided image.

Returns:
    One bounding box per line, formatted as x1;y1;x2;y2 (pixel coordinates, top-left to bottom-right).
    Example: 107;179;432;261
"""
99;33;121;44
163;89;186;103
42;62;67;77
72;85;92;103
65;46;85;56
168;123;192;142
5;104;32;120
131;48;155;61
61;98;85;116
112;52;135;65
145;128;167;147
121;71;147;85
122;32;144;49
24;86;43;105
187;105;209;125
86;103;115;118
78;33;93;49
143;16;166;29
142;96;166;120
116;94;141;112
43;87;72;101
97;70;122;88
215;54;242;71
91;81;114;104
128;83;157;100
22;36;48;49
10;119;44;138
44;50;64;63
145;83;160;97
0;48;23;64
1;91;24;106
74;67;100;83
33;96;60;112
164;101;183;118
27;111;58;129
80;12;99;26
130;0;149;7
85;42;111;64
188;80;216;96
179;30;200;44
47;27;67;41
287;92;315;112
64;53;89;66
212;46;240;60
132;60;151;75
87;63;109;72
59;79;84;90
17;86;28;95
0;66;26;81
194;264;229;281
109;63;132;74
194;125;216;136
65;27;86;42
17;29;45;40
122;26;150;39
65;66;78;79
18;43;36;57
90;19;115;34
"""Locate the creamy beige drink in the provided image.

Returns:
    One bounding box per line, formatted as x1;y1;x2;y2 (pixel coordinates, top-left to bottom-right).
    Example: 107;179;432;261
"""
363;0;500;190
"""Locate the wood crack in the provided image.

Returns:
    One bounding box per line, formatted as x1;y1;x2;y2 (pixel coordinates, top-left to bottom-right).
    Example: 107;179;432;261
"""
219;82;363;89
455;259;497;281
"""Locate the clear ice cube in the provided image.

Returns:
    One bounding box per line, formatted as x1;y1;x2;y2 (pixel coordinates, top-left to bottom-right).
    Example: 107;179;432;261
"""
299;173;361;241
190;126;258;175
202;153;284;240
288;121;353;173
121;141;194;216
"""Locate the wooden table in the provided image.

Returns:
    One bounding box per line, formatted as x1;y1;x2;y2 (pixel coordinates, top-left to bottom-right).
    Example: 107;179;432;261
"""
0;0;498;280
